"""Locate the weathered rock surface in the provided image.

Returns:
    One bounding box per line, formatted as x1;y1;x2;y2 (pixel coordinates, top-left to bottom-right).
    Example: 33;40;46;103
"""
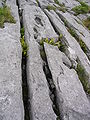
23;4;58;42
59;0;80;9
57;11;90;56
22;3;57;120
1;0;90;119
0;2;24;120
44;43;90;120
26;39;56;120
44;9;90;83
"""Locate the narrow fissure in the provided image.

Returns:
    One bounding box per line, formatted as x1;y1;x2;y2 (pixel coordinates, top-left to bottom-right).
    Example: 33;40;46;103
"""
43;10;90;94
39;44;61;120
56;12;90;61
16;0;30;120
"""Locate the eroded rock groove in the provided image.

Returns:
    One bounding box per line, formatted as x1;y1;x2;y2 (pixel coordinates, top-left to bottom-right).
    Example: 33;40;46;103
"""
17;0;30;119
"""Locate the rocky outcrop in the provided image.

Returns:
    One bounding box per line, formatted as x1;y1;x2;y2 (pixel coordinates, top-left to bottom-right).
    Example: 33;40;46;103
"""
0;0;90;120
0;1;24;120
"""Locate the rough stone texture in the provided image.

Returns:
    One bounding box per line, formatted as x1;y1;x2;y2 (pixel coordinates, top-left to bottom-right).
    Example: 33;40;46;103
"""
37;0;55;9
0;3;24;120
25;39;57;120
44;9;90;83
18;0;37;8
57;11;90;54
23;4;58;42
58;0;80;9
44;43;90;120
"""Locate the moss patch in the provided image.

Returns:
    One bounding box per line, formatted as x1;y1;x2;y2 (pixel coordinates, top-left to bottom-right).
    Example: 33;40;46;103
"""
83;17;90;30
0;5;16;28
72;1;90;15
46;5;66;12
20;27;28;56
76;64;90;94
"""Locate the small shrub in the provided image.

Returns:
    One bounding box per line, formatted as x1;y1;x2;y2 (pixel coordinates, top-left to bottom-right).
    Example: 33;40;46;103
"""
0;5;16;28
76;64;90;94
83;17;90;30
72;1;90;15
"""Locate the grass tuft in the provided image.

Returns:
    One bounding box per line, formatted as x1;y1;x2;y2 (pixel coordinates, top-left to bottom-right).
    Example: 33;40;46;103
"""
0;5;16;28
72;1;90;15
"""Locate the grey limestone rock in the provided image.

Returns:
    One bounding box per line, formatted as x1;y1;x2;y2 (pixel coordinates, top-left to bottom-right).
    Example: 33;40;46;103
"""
26;39;57;120
44;43;90;120
0;4;24;120
44;9;90;83
57;11;90;56
23;4;58;42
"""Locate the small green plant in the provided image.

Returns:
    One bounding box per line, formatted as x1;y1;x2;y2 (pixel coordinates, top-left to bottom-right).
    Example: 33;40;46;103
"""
20;27;25;37
40;34;65;50
79;39;87;53
46;5;66;12
20;36;28;56
68;28;77;38
0;5;16;28
40;37;61;48
54;0;65;7
83;17;90;30
20;27;28;56
76;64;90;94
72;1;90;15
46;5;56;11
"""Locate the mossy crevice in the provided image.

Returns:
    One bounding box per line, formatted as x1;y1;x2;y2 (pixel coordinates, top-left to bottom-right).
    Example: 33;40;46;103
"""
59;17;90;60
76;63;90;94
83;17;90;30
20;27;28;57
46;5;67;13
39;36;61;120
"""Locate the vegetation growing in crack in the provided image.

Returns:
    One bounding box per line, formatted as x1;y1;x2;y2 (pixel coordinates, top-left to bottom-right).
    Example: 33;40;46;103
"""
36;0;39;6
76;64;90;94
46;5;67;13
79;39;87;54
54;0;65;7
20;27;28;57
62;18;88;56
83;17;90;30
0;0;16;28
39;34;65;60
40;34;64;50
72;1;90;15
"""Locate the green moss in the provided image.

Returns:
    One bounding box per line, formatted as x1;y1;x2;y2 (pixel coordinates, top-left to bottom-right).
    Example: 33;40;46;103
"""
20;27;25;37
20;27;28;56
83;17;90;30
46;5;66;12
46;5;56;11
68;28;77;38
54;0;65;7
0;5;16;28
72;1;90;15
76;64;90;94
40;34;65;51
79;39;87;53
